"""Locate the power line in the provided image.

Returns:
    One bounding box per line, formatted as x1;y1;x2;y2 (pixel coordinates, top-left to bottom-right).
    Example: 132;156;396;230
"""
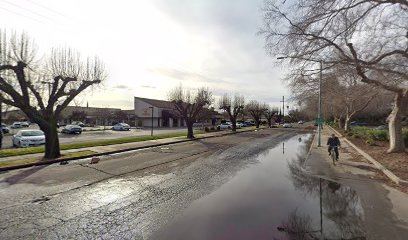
26;0;68;18
0;5;43;23
0;0;55;22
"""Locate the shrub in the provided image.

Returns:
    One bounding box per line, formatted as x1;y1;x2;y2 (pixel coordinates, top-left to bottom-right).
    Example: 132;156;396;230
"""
204;127;210;132
366;129;388;141
365;138;377;146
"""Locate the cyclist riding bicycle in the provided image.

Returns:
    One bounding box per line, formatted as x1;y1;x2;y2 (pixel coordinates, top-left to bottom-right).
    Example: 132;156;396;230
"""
327;133;341;160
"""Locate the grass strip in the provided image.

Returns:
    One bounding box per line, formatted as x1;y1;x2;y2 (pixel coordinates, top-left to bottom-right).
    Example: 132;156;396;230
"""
0;132;201;158
0;150;96;168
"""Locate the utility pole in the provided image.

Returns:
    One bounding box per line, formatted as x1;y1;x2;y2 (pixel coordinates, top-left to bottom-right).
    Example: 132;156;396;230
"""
41;81;52;98
280;96;285;123
277;56;323;147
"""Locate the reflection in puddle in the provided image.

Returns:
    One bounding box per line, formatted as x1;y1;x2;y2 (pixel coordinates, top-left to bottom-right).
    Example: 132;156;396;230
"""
153;134;366;240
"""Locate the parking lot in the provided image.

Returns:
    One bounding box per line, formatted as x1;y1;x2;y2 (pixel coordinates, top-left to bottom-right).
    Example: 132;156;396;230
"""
1;124;194;149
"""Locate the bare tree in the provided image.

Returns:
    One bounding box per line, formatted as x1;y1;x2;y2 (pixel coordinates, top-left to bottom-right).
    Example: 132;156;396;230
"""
246;100;266;128
169;85;213;138
264;105;279;127
0;31;106;159
218;93;245;131
260;0;408;152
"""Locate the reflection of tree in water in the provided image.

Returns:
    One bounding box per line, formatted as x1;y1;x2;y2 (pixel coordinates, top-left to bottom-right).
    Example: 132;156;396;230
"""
287;153;320;195
322;182;365;238
287;154;366;239
279;209;319;240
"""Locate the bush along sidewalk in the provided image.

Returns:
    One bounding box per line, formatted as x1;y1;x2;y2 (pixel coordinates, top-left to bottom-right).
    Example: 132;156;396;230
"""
346;126;408;146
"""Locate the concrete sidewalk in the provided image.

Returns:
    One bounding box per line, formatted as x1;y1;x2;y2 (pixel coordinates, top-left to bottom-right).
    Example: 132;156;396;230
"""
306;126;408;240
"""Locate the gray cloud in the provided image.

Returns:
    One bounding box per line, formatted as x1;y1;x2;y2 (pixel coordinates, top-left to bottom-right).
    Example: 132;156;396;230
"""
141;85;157;89
113;84;131;90
111;0;289;108
148;68;231;85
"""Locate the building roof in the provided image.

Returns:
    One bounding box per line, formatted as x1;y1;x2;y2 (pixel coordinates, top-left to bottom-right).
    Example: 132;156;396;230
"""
61;106;122;117
134;97;175;109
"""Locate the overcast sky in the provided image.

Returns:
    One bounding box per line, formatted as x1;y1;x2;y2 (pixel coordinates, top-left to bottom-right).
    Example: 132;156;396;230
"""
0;0;289;110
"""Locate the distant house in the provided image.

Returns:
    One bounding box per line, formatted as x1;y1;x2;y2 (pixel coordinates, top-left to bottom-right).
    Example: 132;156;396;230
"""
134;97;222;127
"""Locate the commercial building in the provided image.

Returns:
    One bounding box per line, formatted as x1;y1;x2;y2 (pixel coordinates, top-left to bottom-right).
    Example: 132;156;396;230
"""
134;97;221;128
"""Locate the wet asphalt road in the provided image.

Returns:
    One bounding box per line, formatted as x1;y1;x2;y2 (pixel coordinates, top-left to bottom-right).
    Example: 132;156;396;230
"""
0;129;365;239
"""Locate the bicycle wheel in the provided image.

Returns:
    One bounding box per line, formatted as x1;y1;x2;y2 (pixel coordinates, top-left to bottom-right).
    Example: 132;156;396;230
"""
331;149;336;165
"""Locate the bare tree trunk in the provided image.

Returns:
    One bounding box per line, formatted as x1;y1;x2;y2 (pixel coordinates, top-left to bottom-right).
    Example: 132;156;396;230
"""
338;118;344;129
267;119;272;128
231;118;237;132
186;120;194;139
39;117;61;159
344;115;352;132
387;92;407;153
255;120;260;128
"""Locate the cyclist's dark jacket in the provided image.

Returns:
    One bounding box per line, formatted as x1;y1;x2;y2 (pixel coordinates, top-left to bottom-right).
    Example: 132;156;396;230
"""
327;137;340;147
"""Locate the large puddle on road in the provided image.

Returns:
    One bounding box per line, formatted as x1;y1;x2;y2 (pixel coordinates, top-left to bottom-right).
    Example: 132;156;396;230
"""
153;134;366;240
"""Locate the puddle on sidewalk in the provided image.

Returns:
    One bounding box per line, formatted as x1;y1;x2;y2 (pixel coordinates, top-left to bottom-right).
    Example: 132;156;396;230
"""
153;134;366;240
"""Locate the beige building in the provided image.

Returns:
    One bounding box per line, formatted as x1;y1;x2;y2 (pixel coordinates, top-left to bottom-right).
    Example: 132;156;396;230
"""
134;97;184;127
134;97;222;128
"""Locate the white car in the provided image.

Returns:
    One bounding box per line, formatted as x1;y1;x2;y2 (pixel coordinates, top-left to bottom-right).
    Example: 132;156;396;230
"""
217;123;233;130
283;123;293;128
112;123;131;131
298;120;304;124
235;122;243;129
12;130;45;148
10;122;23;129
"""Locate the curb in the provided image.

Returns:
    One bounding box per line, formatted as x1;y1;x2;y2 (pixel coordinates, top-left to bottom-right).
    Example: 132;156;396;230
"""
0;127;267;172
327;126;408;186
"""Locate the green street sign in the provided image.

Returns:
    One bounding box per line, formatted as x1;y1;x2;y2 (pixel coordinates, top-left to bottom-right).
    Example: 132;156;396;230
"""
315;117;324;124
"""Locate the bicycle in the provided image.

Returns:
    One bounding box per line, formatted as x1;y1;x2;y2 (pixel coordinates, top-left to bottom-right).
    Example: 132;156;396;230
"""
330;146;338;165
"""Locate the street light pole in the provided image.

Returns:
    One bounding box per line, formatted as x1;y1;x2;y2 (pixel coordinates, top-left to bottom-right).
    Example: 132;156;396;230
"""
277;56;323;147
318;60;322;147
149;106;153;136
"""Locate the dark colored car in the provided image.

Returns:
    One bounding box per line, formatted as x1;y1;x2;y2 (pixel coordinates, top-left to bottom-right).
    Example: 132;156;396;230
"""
61;125;82;134
350;121;368;126
1;124;10;134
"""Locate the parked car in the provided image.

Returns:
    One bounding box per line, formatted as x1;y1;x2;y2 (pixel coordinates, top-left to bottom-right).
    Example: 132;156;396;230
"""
350;121;368;127
376;125;387;130
283;123;293;128
245;121;255;126
71;121;85;127
112;123;131;131
298;120;304;124
1;124;10;134
12;130;45;148
10;122;23;129
21;122;29;127
217;123;233;130
235;122;244;129
61;125;82;134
